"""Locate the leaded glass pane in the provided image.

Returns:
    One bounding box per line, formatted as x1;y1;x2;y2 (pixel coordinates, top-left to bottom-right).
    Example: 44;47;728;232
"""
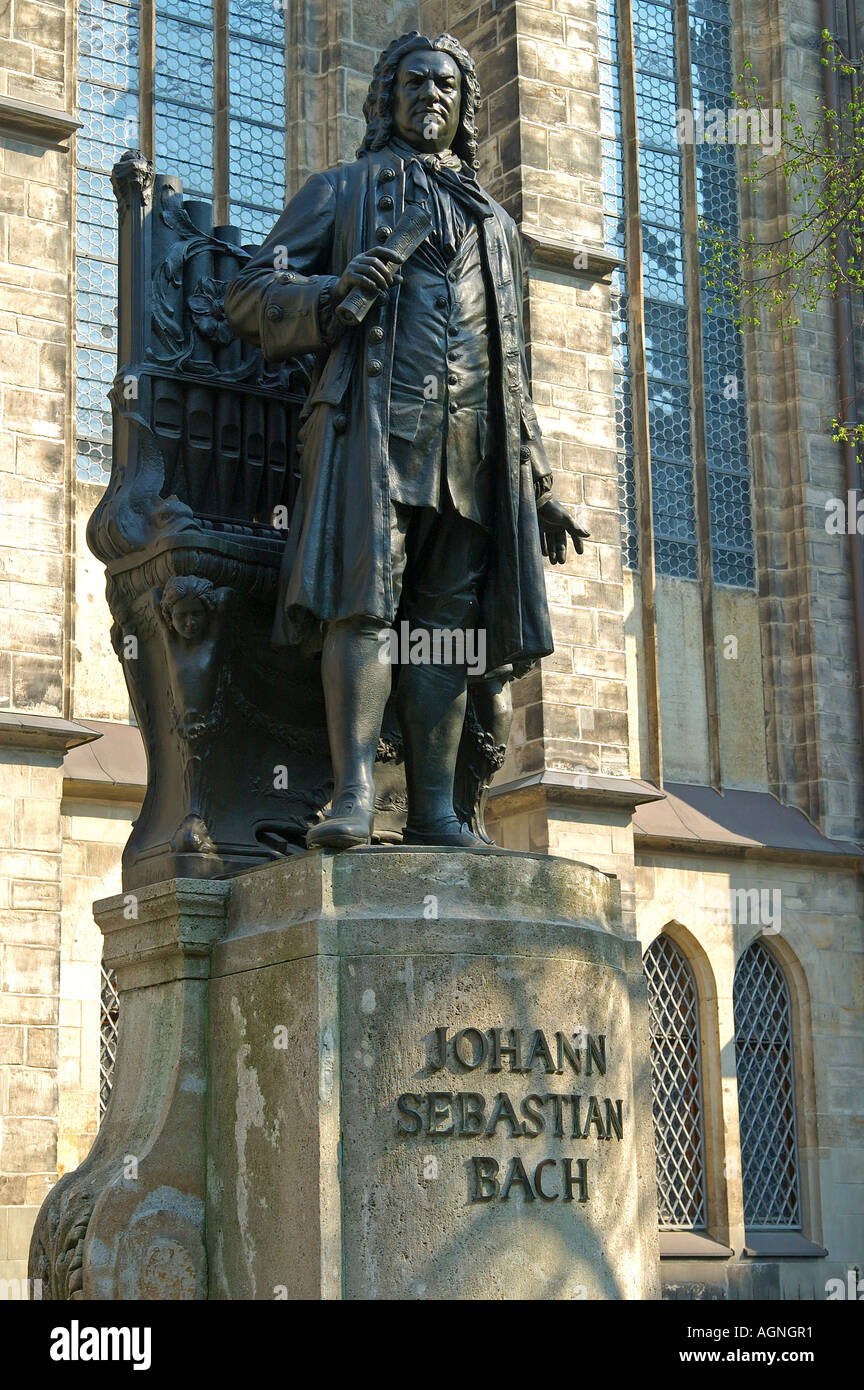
654;536;698;578
76;1;290;482
600;0;637;567
635;72;679;151
652;459;697;540
156;14;214;104
228;204;278;244
734;943;802;1229
649;384;692;464
634;0;694;584
645;935;708;1230
712;547;754;586
694;2;754;586
228;0;286;235
697;155;737;228
690;0;730;19
642;238;686;304
644;299;688;383
641;148;684;230
615;0;756;586
615;373;633;454
154;1;214;197
633;0;676;79
689;14;733;97
612;285;629;372
228;119;284;212
603;171;625;249
701;308;739;376
600;82;621;138
704;397;749;470
617;455;639;569
77;257;118;346
79;0;138;87
77;81;139;171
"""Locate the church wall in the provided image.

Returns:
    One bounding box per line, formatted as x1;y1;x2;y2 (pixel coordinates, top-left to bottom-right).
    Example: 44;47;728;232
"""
635;850;863;1299
57;800;134;1176
737;0;864;842
71;482;130;723
0;0;74;1295
0;0;859;1302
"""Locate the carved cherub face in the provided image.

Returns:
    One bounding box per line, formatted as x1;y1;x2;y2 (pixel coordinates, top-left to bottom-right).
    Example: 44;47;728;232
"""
392;49;462;154
169;595;208;642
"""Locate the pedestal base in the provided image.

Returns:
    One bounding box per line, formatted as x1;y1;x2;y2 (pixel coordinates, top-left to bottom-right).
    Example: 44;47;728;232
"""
31;849;660;1300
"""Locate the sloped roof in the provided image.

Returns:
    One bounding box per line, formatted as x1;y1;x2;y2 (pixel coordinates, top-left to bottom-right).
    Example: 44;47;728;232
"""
634;782;861;858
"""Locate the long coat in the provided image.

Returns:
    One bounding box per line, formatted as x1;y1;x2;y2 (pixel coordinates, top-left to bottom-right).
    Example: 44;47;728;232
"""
224;147;554;672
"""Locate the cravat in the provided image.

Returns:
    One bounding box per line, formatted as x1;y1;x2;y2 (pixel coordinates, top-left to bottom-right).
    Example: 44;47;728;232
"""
388;139;493;261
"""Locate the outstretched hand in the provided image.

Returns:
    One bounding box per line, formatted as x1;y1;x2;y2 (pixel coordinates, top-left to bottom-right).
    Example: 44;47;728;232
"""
538;498;591;565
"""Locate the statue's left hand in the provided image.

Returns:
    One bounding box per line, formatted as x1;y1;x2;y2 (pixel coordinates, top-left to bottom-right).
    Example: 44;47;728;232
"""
538;498;591;564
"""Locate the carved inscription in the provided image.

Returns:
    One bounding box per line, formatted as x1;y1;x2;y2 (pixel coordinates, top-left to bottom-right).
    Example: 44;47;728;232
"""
395;1027;624;1204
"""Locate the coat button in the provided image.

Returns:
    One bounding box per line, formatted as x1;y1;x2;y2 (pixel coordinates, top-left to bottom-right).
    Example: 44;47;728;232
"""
380;167;395;181
448;271;457;282
447;373;458;385
520;446;531;463
435;295;447;309
376;226;393;243
276;271;294;284
378;195;394;211
368;326;384;342
368;359;383;376
333;413;347;434
266;303;284;321
449;402;458;414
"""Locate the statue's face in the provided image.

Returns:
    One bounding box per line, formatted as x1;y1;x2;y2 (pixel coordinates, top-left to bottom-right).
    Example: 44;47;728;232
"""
392;49;462;154
171;596;207;641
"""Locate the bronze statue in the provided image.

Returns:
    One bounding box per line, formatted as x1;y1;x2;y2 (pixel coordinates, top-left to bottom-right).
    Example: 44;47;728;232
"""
225;32;587;850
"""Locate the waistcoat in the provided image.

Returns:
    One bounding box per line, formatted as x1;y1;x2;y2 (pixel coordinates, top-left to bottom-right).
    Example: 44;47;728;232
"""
388;222;495;529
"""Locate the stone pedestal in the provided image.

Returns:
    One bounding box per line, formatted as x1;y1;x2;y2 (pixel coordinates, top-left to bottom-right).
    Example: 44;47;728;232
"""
31;849;660;1300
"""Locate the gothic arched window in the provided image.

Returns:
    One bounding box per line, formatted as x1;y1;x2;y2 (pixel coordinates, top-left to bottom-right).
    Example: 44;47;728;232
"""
600;0;755;587
644;933;708;1229
733;941;802;1229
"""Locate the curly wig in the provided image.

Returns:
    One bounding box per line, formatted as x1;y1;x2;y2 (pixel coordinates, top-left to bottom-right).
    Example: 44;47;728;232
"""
358;32;482;169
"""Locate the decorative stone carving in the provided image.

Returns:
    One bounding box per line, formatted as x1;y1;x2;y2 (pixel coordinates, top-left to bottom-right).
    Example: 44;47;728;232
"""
29;880;229;1300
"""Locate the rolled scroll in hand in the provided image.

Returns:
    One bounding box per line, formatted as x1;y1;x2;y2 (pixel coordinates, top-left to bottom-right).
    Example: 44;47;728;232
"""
336;204;434;327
